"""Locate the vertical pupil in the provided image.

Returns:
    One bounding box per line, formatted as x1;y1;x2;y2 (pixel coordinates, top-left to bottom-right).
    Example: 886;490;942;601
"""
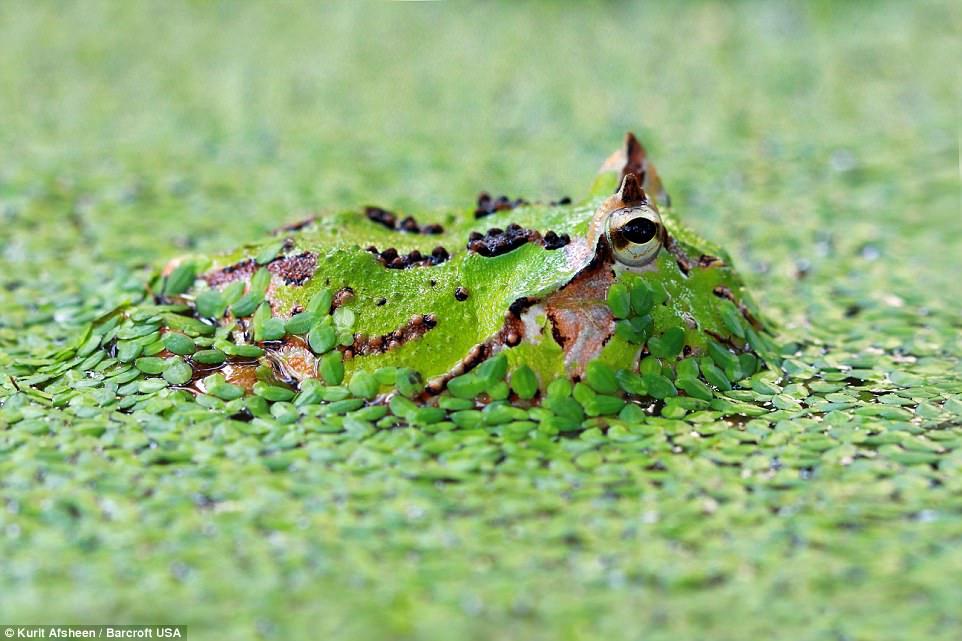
621;217;657;244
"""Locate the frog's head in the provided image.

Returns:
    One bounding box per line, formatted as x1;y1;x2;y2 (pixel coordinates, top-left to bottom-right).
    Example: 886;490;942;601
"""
497;133;772;382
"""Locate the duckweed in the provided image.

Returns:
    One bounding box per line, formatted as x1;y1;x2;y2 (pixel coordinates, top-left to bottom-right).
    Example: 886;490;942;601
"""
1;4;958;640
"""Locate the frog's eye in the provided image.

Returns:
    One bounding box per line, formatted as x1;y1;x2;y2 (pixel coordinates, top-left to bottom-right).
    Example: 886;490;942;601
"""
605;206;663;267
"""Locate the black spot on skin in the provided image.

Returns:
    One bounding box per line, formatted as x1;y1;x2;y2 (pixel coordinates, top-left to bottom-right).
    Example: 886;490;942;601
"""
550;196;572;206
467;224;570;256
365;206;445;235
467;224;539;257
474;192;529;218
376;298;387;306
543;230;571;250
508;296;537;317
454;287;469;301
366;245;450;269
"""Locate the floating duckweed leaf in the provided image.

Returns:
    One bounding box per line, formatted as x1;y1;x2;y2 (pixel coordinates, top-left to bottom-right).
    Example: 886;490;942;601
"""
510;365;538;400
255;242;284;265
193;349;226;365
701;359;732;391
639;356;662;376
284;311;317;335
545;378;572;398
488;380;511;401
615;369;647;396
615;319;644;344
629;281;654;316
475;354;508;387
222;343;265;358
194;289;226;319
232;292;262;318
447;374;486;399
676;358;700;380
543;395;585;424
163;313;215;337
163;332;196;356
319;351;345;385
606;283;630;319
585;361;619;395
348;370;379;400
134;357;167;375
738;353;759;378
252;381;295;402
115;340;143;363
643;373;677;399
677;377;714;401
438;395;473;411
395;368;424;398
162;358;192;385
164;262;196;296
708;340;739;372
306;288;334;315
249;267;271;295
573;382;595;406
718;300;746;338
388;395;418;420
583;394;625;417
333;307;356;331
221;281;245;306
308;324;337;354
374;367;398;385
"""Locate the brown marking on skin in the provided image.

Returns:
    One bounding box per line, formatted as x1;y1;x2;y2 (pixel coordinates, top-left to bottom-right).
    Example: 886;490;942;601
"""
350;313;438;357
543;254;616;375
203;252;317;288
699;254;725;268
706;329;749;354
713;286;762;329
267;252;317;286
454;287;470;301
222;363;258;393
665;238;693;275
333;287;355;309
267;335;317;383
272;216;319;234
204;259;256;287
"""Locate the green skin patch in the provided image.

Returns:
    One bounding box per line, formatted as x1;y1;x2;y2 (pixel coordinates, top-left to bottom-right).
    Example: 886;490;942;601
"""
114;134;781;404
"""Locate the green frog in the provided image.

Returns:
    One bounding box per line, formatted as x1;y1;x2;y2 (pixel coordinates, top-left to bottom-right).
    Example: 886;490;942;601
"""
143;132;777;406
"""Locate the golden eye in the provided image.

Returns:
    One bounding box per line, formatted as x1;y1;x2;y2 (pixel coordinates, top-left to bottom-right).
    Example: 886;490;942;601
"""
605;206;663;266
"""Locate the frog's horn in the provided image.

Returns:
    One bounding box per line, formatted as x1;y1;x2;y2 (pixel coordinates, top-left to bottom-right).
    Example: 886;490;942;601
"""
590;132;670;208
617;172;647;205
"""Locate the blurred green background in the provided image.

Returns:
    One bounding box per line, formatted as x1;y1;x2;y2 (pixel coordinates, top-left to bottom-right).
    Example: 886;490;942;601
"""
1;2;960;640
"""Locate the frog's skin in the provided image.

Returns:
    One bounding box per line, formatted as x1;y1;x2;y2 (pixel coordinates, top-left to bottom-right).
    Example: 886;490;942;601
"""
164;133;774;395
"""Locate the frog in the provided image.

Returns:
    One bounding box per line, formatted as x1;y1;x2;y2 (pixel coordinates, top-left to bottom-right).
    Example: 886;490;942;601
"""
148;132;777;404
